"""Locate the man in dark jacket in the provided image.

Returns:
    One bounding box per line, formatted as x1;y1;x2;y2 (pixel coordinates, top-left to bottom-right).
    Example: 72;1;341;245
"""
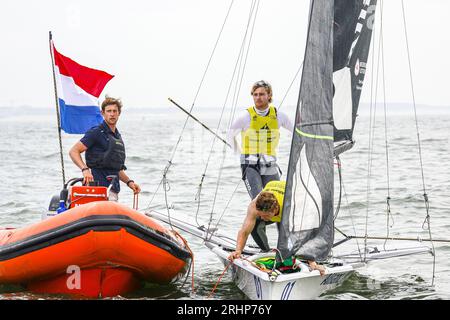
69;96;140;200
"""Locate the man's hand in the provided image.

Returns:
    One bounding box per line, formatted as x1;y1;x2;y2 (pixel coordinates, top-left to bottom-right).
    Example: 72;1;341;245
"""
82;169;94;185
128;181;141;194
307;260;326;276
228;250;242;262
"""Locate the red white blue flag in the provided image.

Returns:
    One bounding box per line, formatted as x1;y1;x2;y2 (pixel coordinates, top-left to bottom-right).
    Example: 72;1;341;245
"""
51;42;114;134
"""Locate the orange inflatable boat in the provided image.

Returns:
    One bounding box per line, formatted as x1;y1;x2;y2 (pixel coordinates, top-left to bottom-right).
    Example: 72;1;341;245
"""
0;188;192;298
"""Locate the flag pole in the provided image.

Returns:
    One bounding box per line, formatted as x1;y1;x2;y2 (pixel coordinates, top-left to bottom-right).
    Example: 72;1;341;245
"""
49;31;66;187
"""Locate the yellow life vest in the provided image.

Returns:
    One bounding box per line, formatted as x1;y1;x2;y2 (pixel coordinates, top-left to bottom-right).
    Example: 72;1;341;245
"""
241;106;280;156
261;180;286;223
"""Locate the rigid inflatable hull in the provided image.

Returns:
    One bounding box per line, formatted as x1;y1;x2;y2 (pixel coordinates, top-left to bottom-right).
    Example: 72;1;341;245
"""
0;201;191;298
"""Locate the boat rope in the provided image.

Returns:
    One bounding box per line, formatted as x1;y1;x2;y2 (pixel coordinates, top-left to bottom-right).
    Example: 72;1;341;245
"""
363;1;381;261
375;1;394;252
207;260;232;299
162;161;175;231
211;179;242;234
401;0;436;285
277;61;303;112
174;229;196;294
143;0;235;212
204;0;260;239
133;193;139;211
344;235;450;243
194;174;206;227
209;1;303;227
334;156;343;221
340;165;364;261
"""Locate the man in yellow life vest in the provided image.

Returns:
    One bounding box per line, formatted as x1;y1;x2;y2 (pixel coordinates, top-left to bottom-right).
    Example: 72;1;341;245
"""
227;80;293;251
227;180;325;276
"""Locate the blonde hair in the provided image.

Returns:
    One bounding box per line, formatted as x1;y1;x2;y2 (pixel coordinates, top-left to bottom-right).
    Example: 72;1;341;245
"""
251;80;273;103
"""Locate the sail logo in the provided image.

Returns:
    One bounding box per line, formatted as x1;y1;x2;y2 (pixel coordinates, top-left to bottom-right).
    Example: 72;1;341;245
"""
347;3;377;63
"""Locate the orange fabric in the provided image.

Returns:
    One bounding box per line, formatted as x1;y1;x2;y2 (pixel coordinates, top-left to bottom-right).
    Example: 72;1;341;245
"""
0;202;190;297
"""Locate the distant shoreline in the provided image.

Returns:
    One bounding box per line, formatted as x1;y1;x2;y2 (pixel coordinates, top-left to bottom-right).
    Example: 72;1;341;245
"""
0;103;449;117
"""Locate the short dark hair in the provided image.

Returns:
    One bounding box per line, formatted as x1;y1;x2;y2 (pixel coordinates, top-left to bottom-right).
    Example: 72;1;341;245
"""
256;191;278;214
101;96;122;113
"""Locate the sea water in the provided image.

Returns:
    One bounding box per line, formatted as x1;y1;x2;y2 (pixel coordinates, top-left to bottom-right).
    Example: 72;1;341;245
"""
0;105;449;300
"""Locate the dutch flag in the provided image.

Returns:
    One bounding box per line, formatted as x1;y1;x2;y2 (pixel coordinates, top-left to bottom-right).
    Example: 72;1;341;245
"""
51;42;114;134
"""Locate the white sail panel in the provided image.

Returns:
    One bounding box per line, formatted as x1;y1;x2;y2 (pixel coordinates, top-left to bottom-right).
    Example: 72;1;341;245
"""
332;68;353;130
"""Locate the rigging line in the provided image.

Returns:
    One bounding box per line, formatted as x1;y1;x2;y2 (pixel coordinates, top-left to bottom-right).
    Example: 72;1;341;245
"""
195;0;257;229
212;179;242;233
231;0;260;115
162;168;175;231
364;5;379;261
206;144;228;241
401;0;435;286
226;0;261;133
278;61;303;111
378;1;394;251
225;0;261;133
346;235;450;243
370;0;390;250
207;1;261;228
334;156;343;221
202;0;259;169
191;0;235;109
203;0;259;236
143;0;235;211
174;230;196;293
341;171;364;261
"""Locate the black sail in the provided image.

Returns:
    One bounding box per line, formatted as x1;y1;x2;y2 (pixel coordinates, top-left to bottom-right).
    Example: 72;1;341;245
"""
277;0;377;261
333;0;377;143
277;0;335;262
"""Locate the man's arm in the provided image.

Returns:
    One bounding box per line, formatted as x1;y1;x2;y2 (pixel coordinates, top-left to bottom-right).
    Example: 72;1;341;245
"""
228;200;258;261
278;111;294;132
69;141;93;185
118;170;141;194
226;112;250;155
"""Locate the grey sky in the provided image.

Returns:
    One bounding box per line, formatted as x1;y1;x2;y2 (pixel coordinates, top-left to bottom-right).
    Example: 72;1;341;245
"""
0;0;449;109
